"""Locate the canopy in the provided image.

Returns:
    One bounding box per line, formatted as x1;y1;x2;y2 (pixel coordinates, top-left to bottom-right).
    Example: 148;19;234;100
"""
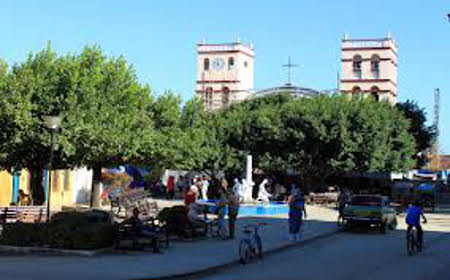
417;183;433;191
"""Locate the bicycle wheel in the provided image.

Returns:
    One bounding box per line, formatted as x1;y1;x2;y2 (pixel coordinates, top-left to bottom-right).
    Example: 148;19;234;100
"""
406;234;415;256
255;234;263;259
239;240;251;264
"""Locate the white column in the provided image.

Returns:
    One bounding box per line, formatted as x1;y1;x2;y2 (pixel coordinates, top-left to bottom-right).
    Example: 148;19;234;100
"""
246;155;252;188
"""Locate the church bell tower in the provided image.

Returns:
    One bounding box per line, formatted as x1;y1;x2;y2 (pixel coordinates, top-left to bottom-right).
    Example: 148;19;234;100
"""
339;35;398;104
196;40;254;110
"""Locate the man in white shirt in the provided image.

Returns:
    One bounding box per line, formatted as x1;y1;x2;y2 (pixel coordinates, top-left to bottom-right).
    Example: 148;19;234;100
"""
202;176;210;200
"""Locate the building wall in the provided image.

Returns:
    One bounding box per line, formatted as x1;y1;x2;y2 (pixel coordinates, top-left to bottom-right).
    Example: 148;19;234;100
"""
49;169;75;211
196;42;254;110
0;171;13;206
340;37;398;104
0;168;82;210
72;167;93;204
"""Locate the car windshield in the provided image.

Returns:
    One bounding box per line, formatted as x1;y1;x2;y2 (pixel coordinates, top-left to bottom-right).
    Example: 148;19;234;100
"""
351;196;381;206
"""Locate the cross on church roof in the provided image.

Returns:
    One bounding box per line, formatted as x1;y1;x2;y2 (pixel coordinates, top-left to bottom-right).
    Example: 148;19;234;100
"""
282;56;298;85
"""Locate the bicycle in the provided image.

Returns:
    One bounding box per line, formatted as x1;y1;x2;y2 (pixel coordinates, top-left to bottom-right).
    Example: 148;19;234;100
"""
238;222;266;264
406;227;421;256
205;217;227;239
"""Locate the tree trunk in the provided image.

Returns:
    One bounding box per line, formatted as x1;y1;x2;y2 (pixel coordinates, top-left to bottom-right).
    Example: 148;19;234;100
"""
29;163;45;205
90;165;102;208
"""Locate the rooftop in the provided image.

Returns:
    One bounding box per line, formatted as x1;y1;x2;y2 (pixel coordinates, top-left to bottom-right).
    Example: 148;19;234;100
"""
253;83;321;99
342;35;398;49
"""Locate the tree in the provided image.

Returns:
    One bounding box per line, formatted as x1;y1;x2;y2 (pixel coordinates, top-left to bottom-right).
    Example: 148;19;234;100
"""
396;100;435;167
206;94;417;188
0;45;154;207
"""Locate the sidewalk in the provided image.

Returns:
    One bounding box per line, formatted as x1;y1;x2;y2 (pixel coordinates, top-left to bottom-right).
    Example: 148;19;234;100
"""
0;205;339;280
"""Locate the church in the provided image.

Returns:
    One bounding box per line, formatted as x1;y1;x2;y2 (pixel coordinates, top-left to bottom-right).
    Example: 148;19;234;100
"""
195;34;398;110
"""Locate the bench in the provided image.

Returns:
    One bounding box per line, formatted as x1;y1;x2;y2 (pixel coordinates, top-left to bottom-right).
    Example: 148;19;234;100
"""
112;190;153;218
0;206;47;225
0;207;18;225
114;217;169;251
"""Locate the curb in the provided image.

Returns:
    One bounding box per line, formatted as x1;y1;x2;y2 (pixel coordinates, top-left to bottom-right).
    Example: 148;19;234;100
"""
0;245;112;257
135;229;341;280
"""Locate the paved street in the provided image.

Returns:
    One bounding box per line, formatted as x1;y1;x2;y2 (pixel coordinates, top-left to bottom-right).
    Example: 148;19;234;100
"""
1;207;448;280
195;213;450;280
0;205;338;280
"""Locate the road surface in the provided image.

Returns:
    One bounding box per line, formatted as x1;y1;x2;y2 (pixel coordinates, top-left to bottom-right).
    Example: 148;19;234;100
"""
196;214;450;280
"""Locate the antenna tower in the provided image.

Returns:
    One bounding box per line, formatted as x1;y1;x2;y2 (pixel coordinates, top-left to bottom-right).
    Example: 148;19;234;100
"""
433;88;440;154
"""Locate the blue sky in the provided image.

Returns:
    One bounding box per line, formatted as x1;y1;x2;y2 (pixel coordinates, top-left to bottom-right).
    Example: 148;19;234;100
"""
1;0;449;153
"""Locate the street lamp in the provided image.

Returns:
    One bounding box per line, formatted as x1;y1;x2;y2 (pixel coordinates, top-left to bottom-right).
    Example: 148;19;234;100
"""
42;114;63;222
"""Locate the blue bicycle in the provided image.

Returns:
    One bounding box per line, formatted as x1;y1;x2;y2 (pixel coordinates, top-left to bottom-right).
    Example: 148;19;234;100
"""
239;222;266;264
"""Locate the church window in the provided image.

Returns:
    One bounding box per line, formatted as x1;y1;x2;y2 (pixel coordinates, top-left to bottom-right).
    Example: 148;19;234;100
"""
353;55;362;79
222;87;230;106
352;86;362;100
244;61;248;68
205;87;213;109
204;58;210;71
371;55;380;78
370;86;380;101
228;57;235;70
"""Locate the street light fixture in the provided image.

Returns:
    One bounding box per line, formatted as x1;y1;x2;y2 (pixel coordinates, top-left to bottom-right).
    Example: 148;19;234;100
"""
42;114;63;222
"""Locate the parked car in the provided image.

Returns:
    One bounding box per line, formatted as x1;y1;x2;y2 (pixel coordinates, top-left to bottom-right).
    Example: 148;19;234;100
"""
342;195;397;233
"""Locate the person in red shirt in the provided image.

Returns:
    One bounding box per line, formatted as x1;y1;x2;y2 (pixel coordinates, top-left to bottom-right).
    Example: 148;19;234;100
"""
184;190;196;206
166;176;175;200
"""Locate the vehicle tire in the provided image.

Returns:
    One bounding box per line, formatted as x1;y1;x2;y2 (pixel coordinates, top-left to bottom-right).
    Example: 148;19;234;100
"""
380;222;387;234
388;218;397;230
342;220;352;232
114;239;121;250
239;240;251;264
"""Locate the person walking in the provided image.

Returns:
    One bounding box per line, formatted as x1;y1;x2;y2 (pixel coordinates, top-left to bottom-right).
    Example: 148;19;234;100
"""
202;176;210;200
287;186;307;241
216;185;229;239
226;180;240;239
177;175;187;195
166;176;175;200
337;187;350;221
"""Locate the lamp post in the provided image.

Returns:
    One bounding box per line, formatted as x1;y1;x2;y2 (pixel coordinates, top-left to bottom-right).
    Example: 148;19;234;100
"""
42;114;63;222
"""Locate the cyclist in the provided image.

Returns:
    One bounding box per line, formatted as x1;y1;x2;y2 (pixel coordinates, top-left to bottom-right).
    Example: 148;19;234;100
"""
405;199;427;250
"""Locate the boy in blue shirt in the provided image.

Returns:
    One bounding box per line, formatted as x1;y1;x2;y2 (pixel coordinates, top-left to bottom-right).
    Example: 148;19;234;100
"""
405;200;427;250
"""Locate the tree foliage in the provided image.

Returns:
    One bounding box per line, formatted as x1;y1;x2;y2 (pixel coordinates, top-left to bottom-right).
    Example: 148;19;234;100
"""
201;94;417;183
0;45;153;205
396;100;435;152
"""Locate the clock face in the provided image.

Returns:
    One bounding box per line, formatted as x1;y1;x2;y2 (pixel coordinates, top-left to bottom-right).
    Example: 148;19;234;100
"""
212;58;224;70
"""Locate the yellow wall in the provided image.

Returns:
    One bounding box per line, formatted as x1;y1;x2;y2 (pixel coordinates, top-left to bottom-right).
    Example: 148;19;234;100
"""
50;169;75;211
0;171;13;206
0;169;76;209
19;170;30;195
